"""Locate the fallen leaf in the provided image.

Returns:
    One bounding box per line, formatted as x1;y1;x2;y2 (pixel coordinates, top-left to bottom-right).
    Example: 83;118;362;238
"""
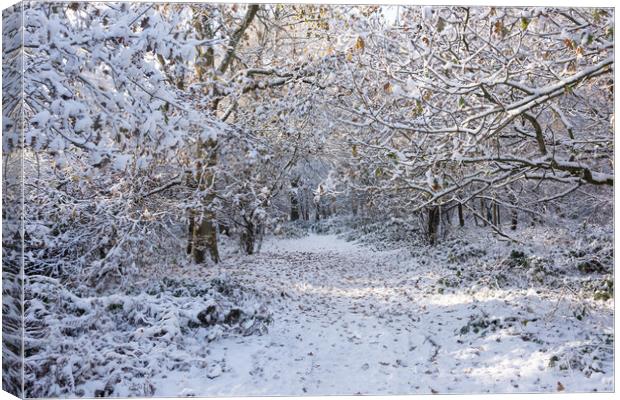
355;36;365;51
384;82;393;94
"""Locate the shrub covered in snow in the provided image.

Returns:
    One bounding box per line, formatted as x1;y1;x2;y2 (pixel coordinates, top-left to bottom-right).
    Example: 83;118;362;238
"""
274;220;314;239
24;274;271;397
305;216;425;251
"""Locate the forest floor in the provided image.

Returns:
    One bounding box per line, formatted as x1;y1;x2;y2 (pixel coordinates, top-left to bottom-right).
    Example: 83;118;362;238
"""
148;227;614;396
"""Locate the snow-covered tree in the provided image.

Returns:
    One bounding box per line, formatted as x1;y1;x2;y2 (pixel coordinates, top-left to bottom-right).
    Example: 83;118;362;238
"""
323;6;613;242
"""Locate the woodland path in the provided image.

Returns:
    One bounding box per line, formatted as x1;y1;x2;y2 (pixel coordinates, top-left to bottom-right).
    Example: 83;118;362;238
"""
156;234;612;396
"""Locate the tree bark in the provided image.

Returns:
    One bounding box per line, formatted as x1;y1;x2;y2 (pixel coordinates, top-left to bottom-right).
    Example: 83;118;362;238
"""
186;211;194;254
241;221;255;255
428;205;440;245
290;178;299;221
509;192;518;230
302;187;310;220
303;194;309;220
458;202;465;227
486;201;493;224
192;142;220;263
493;201;501;226
193;210;219;263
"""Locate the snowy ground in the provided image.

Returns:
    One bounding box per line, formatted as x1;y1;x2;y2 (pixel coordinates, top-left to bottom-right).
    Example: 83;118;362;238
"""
148;231;614;396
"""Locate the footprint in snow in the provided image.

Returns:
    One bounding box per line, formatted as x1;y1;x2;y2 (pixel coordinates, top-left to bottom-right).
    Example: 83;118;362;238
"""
179;388;196;397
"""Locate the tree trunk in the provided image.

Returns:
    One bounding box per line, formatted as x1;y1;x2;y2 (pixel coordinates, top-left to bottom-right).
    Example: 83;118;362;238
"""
493;202;501;226
428;205;440;245
290;179;299;221
486;201;493;223
188;5;259;264
445;206;452;225
301;187;310;220
358;195;364;217
241;221;255;255
479;198;487;226
509;192;518;230
192;140;220;263
290;193;299;221
458;202;465;227
303;195;309;220
186;211;195;254
193;209;219;263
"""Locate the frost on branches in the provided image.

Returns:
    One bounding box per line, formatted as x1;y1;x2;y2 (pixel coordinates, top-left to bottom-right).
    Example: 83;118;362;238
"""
1;3;614;397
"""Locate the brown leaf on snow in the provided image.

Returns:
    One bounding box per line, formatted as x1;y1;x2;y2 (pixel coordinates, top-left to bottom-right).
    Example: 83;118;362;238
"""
355;36;365;51
383;82;393;94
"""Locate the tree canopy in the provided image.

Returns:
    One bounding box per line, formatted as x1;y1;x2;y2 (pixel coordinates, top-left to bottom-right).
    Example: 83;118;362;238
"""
3;3;614;272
